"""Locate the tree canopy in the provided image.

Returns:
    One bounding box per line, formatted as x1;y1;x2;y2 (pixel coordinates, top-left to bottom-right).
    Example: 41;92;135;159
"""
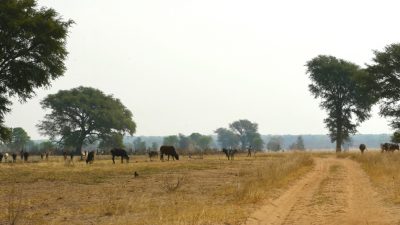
0;0;73;140
9;127;30;150
367;43;400;132
37;86;136;154
306;55;376;152
214;127;240;149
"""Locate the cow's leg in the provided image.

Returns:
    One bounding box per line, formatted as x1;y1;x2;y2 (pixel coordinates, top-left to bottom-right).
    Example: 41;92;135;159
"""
112;155;115;164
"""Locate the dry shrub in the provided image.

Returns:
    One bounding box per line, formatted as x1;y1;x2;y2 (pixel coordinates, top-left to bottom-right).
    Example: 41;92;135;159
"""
161;175;186;193
7;183;23;225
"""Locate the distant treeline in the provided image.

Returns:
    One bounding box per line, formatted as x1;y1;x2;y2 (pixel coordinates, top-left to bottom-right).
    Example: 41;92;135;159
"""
123;134;390;151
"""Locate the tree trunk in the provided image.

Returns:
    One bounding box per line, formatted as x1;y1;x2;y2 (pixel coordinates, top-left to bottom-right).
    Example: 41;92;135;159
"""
336;118;343;153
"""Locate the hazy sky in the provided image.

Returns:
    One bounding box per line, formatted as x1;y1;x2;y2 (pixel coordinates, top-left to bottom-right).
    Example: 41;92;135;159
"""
5;0;400;139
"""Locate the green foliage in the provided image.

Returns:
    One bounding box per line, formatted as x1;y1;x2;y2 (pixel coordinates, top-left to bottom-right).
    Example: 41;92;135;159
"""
99;132;124;150
133;137;146;153
151;142;159;151
37;86;136;153
178;133;190;149
289;136;305;150
9;127;30;150
229;119;259;150
267;136;283;152
392;131;400;144
0;0;73;139
306;55;375;152
214;128;240;149
163;135;179;147
39;140;55;152
188;133;213;150
368;43;400;130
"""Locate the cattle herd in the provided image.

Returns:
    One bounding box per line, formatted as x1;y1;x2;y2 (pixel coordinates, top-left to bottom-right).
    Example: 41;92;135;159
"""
0;143;399;164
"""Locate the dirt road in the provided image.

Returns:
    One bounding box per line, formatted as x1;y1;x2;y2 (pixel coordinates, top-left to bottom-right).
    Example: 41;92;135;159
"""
245;157;400;225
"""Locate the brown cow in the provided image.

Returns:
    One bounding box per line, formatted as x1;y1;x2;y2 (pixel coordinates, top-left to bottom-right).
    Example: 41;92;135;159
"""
110;148;129;164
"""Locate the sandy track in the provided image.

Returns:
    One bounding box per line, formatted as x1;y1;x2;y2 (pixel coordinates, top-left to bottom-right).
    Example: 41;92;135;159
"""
245;157;400;225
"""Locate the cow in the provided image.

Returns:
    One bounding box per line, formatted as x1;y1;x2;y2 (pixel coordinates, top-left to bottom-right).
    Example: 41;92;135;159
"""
381;143;399;153
389;143;400;152
12;153;17;162
110;148;129;164
222;148;237;160
40;153;44;160
23;152;29;162
247;146;253;157
45;152;49;160
19;150;23;160
160;146;179;161
148;151;159;161
63;151;68;161
359;144;366;154
4;153;9;162
86;151;95;164
0;153;3;162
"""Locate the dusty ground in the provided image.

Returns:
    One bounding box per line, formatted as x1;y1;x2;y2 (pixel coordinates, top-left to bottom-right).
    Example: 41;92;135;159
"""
245;156;400;225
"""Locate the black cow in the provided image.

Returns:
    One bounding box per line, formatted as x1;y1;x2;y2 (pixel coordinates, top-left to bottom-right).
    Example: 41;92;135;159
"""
381;143;400;153
222;148;237;160
0;153;3;162
110;148;129;164
148;151;159;161
12;153;17;162
160;146;179;161
86;151;95;164
19;150;23;160
359;144;366;154
23;152;29;162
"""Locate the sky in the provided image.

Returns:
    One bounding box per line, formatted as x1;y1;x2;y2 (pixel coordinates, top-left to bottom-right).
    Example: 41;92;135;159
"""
4;0;400;139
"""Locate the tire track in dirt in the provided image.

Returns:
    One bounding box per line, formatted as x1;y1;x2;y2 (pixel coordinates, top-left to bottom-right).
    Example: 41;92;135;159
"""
245;157;400;225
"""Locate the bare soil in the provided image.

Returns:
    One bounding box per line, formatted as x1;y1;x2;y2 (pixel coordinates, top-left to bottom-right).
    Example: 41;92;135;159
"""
245;157;400;225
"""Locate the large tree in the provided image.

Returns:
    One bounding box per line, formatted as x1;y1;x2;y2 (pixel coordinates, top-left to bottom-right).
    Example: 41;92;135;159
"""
37;86;136;154
163;135;179;147
0;0;73;140
306;55;376;152
229;119;259;150
367;43;400;131
214;128;239;149
9;127;30;150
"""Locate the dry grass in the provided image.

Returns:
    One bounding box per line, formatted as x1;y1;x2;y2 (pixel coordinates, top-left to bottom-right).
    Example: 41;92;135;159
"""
344;151;400;204
0;153;313;225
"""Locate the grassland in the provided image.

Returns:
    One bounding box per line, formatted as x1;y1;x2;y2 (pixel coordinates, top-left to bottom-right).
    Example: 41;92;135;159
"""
0;153;313;225
337;151;400;204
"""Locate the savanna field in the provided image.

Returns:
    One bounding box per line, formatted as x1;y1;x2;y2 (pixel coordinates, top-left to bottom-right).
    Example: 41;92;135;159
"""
1;151;400;225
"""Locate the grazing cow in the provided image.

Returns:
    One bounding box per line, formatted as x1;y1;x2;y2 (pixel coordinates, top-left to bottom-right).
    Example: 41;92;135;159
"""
359;144;366;154
4;153;9;162
148;151;159;161
0;153;3;162
160;146;179;161
222;148;237;160
110;148;129;164
23;152;29;162
389;143;400;152
86;151;95;164
381;143;399;153
12;153;17;162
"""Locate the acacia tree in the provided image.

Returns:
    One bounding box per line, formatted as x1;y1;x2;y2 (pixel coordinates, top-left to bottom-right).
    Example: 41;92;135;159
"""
37;86;136;154
306;55;376;152
0;0;73;140
229;120;261;150
368;43;400;133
